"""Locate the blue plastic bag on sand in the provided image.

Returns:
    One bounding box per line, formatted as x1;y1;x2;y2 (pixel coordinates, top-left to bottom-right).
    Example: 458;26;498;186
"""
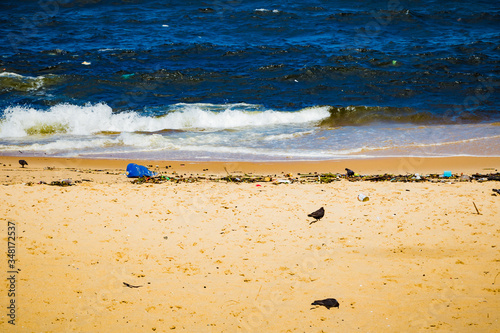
126;163;157;178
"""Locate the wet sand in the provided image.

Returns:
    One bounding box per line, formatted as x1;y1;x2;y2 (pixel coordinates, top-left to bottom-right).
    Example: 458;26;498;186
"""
0;156;499;332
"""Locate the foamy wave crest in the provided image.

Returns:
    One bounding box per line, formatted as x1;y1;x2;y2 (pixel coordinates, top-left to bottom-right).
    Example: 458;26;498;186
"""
0;103;330;138
163;104;330;129
0;103;143;138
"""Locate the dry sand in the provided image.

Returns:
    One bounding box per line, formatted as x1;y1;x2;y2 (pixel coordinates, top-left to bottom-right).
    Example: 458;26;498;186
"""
1;156;499;332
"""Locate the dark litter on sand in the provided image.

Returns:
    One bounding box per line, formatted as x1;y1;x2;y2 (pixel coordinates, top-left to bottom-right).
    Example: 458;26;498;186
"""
48;179;75;186
128;171;500;185
298;171;500;183
131;175;201;184
26;179;80;186
485;174;500;181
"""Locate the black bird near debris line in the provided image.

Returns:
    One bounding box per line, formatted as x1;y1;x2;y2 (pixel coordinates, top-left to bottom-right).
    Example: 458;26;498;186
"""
345;168;355;177
311;298;340;309
308;207;324;223
19;159;28;168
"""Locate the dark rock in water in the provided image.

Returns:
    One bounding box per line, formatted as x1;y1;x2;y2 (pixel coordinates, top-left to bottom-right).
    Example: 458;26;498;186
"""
345;168;355;177
311;298;339;309
308;207;324;222
19;159;28;168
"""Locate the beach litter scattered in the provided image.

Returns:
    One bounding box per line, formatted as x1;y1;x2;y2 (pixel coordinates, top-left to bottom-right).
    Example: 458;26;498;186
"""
443;171;452;177
487;174;500;181
125;172;500;185
9;164;500;186
49;179;73;186
460;174;471;181
126;163;157;178
358;193;369;202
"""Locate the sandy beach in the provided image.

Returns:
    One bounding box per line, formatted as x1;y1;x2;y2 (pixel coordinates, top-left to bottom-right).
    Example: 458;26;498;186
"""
1;155;499;332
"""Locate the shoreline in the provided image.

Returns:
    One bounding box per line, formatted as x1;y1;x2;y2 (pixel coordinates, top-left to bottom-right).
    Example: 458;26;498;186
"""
1;155;499;180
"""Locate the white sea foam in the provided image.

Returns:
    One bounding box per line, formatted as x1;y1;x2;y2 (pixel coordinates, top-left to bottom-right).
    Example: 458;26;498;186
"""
161;104;329;129
0;132;178;154
0;137;118;154
0;103;140;138
254;8;280;13
0;103;330;138
263;130;314;141
0;72;25;78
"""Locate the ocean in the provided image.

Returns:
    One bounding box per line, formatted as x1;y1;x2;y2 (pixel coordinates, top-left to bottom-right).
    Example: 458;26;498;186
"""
1;0;499;161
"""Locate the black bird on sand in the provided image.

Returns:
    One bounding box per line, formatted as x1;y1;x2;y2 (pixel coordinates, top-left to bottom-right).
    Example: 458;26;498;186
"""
19;159;28;168
308;207;324;223
311;298;340;309
345;168;355;177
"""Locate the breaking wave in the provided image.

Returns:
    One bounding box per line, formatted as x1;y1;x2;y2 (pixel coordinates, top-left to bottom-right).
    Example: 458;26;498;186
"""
0;103;330;138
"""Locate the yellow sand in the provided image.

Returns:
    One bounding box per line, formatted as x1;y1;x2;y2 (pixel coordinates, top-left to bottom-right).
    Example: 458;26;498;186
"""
0;156;499;332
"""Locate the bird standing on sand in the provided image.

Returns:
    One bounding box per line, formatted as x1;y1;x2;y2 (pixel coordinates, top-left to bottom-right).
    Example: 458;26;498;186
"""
19;159;28;168
345;168;355;177
311;298;340;309
308;207;324;223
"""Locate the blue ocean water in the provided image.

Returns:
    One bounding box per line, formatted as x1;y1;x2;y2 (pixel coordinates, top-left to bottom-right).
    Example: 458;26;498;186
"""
0;0;499;160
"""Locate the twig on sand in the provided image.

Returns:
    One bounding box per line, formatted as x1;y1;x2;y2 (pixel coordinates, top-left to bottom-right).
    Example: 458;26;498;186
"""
255;285;262;301
493;272;500;285
472;201;481;215
224;167;233;182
